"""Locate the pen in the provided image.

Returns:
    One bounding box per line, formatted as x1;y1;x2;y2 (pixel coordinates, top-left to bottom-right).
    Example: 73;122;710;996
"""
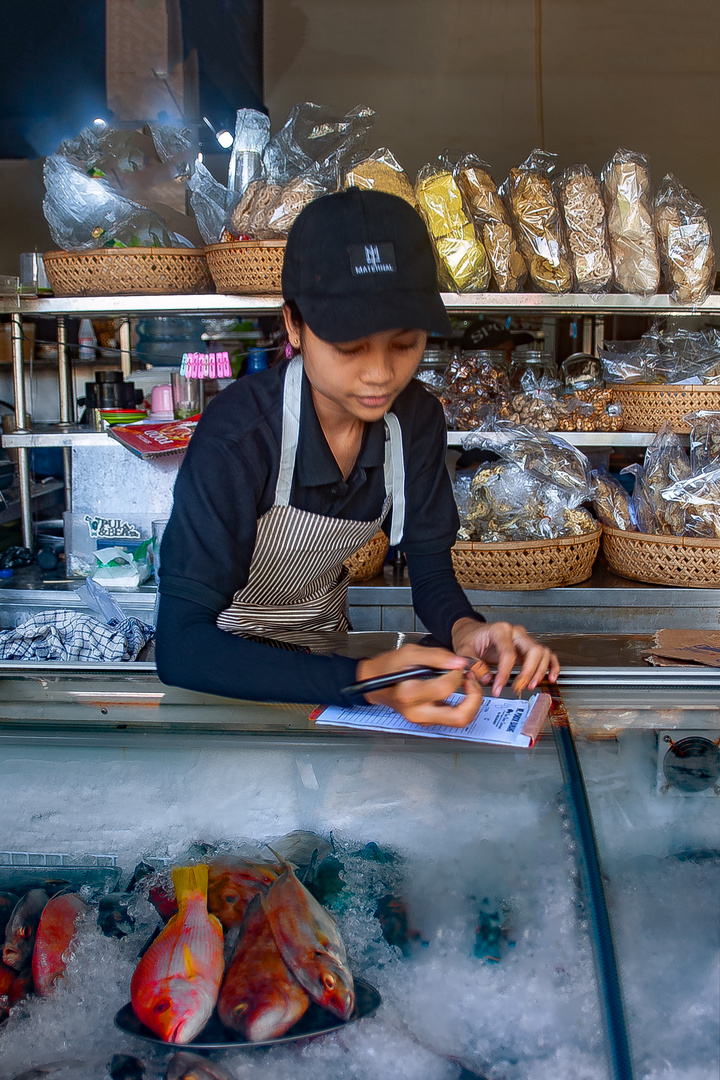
342;665;461;697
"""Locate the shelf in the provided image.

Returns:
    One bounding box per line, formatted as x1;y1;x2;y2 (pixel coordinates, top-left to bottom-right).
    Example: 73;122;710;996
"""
446;430;682;447
0;478;64;524
4;424;677;451
3;292;720;318
2;425;116;449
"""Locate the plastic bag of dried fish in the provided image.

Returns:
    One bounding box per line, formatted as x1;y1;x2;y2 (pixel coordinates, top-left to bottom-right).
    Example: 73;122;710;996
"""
415;161;491;292
601;148;660;296
454;154;527;292
471;423;591;502
620;464;660;534
457;458;595;542
507;370;575;430
683;410;720;472
500;150;573;294
655;174;716;305
590;467;637;531
622;424;692;535
556;164;613;293
661;467;720;539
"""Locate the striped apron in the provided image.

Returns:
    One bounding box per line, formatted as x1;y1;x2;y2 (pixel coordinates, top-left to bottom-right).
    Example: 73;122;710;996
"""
216;356;405;642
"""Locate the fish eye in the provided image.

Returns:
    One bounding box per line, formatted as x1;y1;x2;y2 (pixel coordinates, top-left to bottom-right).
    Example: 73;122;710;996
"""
322;973;336;991
234;1003;248;1015
223;894;238;904
154;1000;171;1014
20;927;31;938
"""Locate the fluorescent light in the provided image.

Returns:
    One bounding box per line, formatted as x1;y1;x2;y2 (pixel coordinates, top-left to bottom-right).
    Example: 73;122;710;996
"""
216;129;233;149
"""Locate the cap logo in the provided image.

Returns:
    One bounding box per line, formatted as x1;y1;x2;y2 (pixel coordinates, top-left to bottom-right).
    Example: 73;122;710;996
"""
349;242;397;276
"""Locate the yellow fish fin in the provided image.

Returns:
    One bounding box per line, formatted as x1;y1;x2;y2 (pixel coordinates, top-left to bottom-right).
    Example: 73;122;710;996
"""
183;942;197;979
172;864;209;906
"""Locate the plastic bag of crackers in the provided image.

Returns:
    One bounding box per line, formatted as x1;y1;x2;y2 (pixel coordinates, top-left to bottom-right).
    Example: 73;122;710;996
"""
344;147;419;209
556;164;613;293
415;159;491;292
601;148;660;296
655;174;716;305
454;154;527;291
500;150;574;294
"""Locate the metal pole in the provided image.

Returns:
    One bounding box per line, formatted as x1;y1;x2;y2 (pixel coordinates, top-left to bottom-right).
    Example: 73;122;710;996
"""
594;314;605;357
582;315;593;355
57;315;73;427
119;318;132;377
10;312;33;549
56;316;73;517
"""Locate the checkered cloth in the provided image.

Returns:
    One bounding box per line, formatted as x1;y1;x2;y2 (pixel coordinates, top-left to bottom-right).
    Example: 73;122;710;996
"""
0;611;153;662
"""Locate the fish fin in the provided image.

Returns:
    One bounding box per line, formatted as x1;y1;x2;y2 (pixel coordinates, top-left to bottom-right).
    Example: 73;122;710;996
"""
182;943;197;980
264;845;293;872
172;865;208;906
209;913;223;936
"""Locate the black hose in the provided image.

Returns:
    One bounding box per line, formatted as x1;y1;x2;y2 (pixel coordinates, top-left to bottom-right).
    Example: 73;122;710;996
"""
551;709;635;1080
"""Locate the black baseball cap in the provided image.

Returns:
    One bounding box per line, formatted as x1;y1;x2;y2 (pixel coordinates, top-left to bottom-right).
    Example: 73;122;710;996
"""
282;187;452;343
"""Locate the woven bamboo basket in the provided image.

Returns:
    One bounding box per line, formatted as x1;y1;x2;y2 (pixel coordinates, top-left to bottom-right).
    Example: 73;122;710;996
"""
344;531;390;582
43;248;213;297
204;241;285;295
615;384;720;433
451;529;601;590
602;526;720;588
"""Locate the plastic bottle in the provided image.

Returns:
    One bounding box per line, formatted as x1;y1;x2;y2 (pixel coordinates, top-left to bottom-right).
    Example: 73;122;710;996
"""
78;318;97;362
245;346;268;373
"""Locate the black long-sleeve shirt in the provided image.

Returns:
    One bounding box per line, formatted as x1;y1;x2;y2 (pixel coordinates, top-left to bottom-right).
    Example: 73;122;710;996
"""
156;360;483;704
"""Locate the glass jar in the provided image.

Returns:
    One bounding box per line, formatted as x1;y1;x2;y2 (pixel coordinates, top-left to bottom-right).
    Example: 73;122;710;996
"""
415;346;452;397
561;352;603;391
509;348;558;391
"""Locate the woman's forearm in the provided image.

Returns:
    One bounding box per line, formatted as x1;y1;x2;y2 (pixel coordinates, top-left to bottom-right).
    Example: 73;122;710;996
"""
155;593;360;705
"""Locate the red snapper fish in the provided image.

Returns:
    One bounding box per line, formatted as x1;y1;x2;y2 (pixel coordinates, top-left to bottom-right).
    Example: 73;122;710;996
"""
3;889;48;971
261;854;355;1021
32;892;89;996
207;857;279;932
217;894;309;1041
131;865;224;1044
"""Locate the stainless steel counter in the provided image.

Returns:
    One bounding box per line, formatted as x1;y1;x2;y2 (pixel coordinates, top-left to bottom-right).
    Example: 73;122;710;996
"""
2;560;720;637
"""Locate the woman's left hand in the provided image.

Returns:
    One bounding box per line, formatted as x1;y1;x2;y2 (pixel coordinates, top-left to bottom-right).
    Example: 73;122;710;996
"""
451;618;560;697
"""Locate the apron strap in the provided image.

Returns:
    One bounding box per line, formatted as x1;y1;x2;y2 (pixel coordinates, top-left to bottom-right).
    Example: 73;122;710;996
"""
275;355;406;546
275;356;304;507
384;411;405;547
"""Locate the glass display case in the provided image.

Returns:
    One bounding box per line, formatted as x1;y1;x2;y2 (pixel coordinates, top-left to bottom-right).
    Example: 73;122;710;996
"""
0;634;717;1080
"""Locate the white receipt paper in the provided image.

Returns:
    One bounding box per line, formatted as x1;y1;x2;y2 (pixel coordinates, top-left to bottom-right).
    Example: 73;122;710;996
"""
312;691;551;747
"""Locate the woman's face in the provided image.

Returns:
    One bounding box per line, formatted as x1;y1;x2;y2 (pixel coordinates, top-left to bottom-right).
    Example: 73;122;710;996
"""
284;308;427;423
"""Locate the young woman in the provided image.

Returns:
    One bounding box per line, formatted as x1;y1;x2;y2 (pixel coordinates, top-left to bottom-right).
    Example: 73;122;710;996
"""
155;188;558;726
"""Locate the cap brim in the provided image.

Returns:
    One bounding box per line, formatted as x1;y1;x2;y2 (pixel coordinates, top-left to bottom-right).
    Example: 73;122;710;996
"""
294;289;452;344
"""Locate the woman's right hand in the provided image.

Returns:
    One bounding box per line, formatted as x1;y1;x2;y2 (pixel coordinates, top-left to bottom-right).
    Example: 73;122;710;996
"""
354;644;483;728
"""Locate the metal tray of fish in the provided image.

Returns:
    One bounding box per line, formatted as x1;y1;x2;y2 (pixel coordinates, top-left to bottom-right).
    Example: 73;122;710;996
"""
114;978;381;1050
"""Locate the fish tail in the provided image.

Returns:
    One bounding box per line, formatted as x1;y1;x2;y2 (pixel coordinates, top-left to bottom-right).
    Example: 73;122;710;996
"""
172;864;209;907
